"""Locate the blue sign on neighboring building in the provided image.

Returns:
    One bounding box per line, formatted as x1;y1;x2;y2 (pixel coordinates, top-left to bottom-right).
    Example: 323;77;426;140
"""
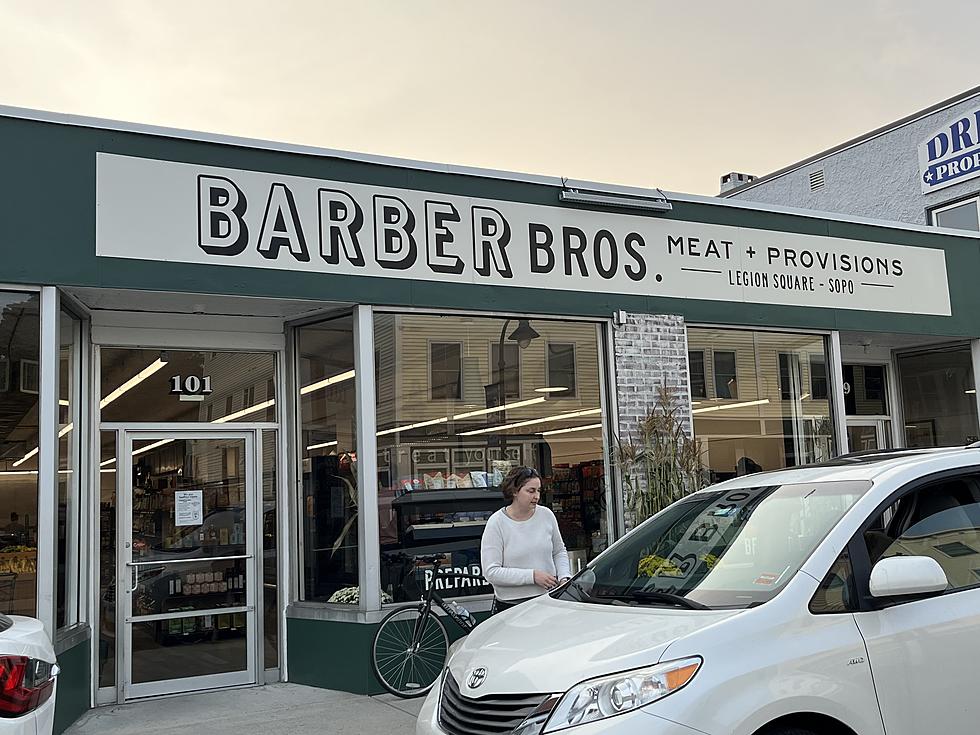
919;109;980;193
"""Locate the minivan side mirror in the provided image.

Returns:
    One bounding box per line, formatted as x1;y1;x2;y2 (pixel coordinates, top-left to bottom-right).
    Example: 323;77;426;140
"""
869;556;949;598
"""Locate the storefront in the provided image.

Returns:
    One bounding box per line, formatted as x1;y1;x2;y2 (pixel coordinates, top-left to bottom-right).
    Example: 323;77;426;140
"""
1;105;978;732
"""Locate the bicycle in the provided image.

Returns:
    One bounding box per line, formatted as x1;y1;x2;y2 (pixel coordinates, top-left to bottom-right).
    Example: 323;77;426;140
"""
371;554;485;697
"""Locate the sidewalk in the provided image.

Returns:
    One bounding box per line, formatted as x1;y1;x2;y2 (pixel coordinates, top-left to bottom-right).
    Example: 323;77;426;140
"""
66;683;424;735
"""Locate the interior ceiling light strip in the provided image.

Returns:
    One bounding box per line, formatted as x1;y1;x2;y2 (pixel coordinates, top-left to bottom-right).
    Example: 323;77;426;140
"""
132;438;174;457
376;417;448;437
100;358;168;409
104;437;177;469
541;423;603;436
212;369;356;423
306;440;338;451
299;369;355;395
212;399;275;424
460;408;602;436
100;368;355;467
375;397;548;438
14;357;169;467
692;399;770;414
452;396;546;420
0;470;75;476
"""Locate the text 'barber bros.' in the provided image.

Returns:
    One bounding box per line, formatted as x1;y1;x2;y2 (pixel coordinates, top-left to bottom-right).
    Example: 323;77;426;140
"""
196;177;654;281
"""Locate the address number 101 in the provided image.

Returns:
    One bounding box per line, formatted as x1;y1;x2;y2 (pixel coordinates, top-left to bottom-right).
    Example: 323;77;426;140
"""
169;375;213;396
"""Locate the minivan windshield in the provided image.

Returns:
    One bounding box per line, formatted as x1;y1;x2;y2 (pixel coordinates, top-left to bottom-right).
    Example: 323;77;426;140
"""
557;480;871;610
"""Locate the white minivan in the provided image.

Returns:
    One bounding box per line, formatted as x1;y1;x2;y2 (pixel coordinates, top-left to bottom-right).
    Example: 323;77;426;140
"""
417;447;980;735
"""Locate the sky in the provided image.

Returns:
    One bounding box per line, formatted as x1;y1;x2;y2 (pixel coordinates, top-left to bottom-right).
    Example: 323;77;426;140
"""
2;0;979;195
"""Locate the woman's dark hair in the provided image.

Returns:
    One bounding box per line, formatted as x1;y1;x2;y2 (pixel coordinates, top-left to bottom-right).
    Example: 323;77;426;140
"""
501;466;541;501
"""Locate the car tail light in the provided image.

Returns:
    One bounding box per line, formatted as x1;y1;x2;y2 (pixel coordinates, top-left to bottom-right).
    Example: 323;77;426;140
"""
0;655;57;717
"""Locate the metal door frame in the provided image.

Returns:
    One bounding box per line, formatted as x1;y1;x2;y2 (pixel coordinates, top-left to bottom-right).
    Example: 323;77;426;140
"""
117;428;260;701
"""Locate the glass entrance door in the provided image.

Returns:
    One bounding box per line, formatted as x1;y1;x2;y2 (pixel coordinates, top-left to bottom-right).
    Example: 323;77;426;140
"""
119;431;257;700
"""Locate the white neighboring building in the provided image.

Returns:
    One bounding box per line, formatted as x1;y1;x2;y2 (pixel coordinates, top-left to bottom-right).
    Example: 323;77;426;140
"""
722;86;980;231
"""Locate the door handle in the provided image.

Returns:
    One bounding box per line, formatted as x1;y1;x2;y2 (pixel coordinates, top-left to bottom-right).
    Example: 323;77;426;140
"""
130;565;139;593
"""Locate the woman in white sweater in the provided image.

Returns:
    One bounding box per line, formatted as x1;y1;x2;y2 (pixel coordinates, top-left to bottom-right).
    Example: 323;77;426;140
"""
481;466;571;614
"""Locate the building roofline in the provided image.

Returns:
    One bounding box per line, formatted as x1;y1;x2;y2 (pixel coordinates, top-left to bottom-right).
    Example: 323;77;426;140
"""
664;187;980;239
1;103;979;241
721;84;980;198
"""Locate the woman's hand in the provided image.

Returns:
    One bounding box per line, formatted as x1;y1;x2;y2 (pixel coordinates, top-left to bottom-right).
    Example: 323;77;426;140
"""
533;570;559;589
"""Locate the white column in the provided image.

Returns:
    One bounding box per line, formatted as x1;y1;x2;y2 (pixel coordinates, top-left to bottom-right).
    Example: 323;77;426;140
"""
37;287;60;638
828;331;849;456
353;306;380;612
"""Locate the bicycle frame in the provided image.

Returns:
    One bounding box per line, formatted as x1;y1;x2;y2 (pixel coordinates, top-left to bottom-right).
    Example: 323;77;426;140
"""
410;563;483;645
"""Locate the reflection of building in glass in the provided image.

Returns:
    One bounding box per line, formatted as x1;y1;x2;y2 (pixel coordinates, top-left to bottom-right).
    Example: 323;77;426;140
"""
687;328;833;482
299;313;608;604
0;293;40;617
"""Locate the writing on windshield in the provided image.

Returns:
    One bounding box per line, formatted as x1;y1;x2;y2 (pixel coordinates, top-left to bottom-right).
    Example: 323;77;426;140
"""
560;480;870;609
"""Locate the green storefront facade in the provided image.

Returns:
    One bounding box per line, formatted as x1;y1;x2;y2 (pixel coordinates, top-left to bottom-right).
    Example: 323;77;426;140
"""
1;106;979;730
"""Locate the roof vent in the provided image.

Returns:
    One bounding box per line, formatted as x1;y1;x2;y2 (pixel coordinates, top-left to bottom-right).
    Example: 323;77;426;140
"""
809;169;825;191
719;171;756;194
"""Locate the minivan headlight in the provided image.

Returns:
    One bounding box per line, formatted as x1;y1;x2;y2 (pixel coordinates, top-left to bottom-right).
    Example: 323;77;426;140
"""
542;657;702;732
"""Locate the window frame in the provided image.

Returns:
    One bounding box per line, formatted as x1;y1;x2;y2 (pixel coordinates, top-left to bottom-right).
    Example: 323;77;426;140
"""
778;351;802;401
712;349;738;400
847;466;980;612
929;194;980;231
489;341;522;400
809;352;829;401
545;341;577;398
688;349;707;400
428;340;464;401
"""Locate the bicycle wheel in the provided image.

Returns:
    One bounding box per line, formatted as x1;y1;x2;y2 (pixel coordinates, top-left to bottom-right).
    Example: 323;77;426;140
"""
372;605;450;698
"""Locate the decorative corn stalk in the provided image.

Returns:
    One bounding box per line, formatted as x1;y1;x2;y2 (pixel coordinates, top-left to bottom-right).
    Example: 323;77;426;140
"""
616;382;706;528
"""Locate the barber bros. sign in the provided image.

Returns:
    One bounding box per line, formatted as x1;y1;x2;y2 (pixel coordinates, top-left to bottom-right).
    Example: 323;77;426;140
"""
919;107;980;193
96;153;952;316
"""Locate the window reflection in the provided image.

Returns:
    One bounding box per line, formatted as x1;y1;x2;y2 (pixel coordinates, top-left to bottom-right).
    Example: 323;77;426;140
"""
99;349;276;424
375;314;608;603
898;347;978;447
688;328;834;482
0;293;40;617
297;316;358;604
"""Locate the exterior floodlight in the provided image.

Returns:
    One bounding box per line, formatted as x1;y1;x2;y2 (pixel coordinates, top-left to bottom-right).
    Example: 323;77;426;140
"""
559;188;672;212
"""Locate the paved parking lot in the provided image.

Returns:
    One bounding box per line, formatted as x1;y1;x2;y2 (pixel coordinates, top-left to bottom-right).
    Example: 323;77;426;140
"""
66;683;424;735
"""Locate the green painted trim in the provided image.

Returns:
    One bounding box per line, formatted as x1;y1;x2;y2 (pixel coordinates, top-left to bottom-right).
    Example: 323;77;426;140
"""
285;612;487;695
2;115;979;336
53;637;91;735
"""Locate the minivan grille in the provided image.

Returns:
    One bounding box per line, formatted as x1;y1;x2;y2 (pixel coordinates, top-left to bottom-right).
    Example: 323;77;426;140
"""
438;671;547;735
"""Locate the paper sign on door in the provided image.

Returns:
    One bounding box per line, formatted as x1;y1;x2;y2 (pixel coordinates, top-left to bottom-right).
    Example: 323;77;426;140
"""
175;490;204;526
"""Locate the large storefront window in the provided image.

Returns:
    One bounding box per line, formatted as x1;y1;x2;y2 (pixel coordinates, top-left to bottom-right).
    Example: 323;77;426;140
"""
297;316;358;603
687;328;834;482
898;347;978;447
375;313;608;603
0;293;40;616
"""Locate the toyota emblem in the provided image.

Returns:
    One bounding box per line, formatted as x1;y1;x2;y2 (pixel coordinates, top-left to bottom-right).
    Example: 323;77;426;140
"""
467;667;487;689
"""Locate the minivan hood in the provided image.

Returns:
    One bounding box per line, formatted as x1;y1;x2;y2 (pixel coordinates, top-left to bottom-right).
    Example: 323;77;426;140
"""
450;595;741;694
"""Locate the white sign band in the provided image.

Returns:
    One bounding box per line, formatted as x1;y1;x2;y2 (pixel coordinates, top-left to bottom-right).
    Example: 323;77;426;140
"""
96;153;952;316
